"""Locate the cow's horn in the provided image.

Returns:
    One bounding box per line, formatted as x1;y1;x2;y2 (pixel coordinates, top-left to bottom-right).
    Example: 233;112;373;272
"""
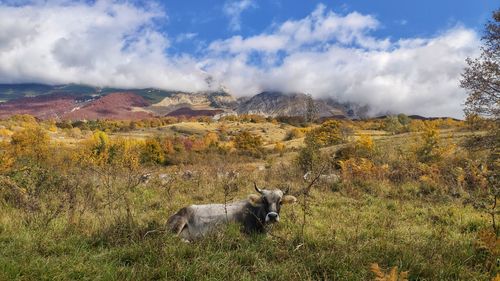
254;182;263;194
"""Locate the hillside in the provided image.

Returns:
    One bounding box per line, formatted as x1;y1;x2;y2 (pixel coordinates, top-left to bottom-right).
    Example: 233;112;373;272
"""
63;93;153;120
0;93;82;119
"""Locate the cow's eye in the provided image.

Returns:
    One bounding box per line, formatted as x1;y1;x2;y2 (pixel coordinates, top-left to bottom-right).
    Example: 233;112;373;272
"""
278;201;282;205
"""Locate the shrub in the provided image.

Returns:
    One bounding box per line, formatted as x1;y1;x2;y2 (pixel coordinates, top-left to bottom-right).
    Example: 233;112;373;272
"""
233;131;263;156
383;116;404;134
371;263;409;281
274;142;286;155
10;125;50;164
305;120;344;147
285;127;309;140
354;134;375;158
141;138;165;165
203;132;219;148
414;124;451;163
338;158;389;183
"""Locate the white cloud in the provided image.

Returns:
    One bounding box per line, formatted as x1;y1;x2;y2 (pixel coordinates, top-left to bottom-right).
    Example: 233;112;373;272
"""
0;2;480;118
211;4;388;54
0;0;210;91
203;5;479;118
223;0;257;31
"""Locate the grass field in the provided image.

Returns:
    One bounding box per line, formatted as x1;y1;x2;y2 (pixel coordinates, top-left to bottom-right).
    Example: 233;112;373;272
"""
0;117;497;280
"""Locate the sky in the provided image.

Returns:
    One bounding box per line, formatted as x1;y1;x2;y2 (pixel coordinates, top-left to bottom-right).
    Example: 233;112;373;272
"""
0;0;497;117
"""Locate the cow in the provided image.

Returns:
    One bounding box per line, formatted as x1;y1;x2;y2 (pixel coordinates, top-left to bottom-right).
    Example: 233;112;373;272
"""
167;184;297;241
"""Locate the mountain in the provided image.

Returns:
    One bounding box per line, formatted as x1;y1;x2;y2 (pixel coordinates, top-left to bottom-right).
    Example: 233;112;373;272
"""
0;83;237;120
152;91;236;108
0;83;366;120
236;91;346;118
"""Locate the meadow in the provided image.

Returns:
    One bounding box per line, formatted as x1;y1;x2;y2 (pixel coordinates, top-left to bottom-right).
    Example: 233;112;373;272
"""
0;114;497;280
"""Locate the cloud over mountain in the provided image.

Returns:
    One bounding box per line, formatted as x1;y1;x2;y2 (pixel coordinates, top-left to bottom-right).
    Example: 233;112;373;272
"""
0;0;209;92
0;1;480;117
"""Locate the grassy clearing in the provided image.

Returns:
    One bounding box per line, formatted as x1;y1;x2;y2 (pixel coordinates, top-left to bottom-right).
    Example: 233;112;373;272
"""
0;187;490;281
0;117;496;280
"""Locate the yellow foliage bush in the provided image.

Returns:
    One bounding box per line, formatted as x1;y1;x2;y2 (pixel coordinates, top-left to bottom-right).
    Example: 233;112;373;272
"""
203;132;219;147
141;138;165;164
274;141;286;155
339;158;389;182
409;119;426;132
414;123;454;163
286;127;309;140
10;125;50;163
233;131;263;156
305;120;343;147
0;141;14;173
218;141;235;153
355;134;375;157
0;128;13;137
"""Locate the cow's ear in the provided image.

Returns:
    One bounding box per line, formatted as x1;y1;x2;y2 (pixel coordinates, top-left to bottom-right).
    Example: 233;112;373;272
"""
281;195;297;205
248;194;263;206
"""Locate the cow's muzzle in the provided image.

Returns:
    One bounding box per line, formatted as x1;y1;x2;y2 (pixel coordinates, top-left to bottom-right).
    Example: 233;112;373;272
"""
265;212;279;223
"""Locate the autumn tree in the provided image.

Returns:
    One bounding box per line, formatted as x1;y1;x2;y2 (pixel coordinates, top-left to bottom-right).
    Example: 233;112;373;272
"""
460;9;499;236
305;94;319;123
461;9;499;119
297;135;320;173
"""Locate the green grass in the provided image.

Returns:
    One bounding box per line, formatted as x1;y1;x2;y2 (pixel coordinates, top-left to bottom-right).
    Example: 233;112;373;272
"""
0;187;490;281
0;122;494;280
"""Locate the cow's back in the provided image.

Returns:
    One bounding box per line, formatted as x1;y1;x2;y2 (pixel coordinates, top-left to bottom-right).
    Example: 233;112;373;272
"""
168;201;247;240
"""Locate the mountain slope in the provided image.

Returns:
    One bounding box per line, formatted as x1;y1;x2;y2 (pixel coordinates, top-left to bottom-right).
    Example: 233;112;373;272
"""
236;92;345;118
64;93;153;120
0;93;79;119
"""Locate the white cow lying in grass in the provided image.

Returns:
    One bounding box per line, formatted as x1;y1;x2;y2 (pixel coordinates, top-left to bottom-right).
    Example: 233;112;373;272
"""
167;184;297;241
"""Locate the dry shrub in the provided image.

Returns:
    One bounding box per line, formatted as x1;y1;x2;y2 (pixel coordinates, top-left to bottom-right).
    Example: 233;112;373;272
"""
370;263;409;281
475;229;500;275
0;176;28;208
0;141;14;173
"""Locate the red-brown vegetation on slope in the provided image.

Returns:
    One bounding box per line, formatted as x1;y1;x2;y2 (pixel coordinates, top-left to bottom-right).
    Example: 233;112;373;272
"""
0;93;78;119
0;92;154;120
63;93;153;120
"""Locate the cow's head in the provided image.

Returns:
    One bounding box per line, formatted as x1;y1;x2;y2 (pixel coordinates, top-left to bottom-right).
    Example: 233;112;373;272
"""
248;183;297;223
